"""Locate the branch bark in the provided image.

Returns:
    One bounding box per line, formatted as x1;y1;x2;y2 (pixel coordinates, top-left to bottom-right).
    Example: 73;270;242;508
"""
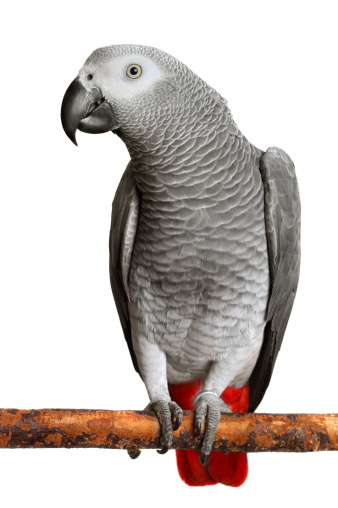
1;409;337;452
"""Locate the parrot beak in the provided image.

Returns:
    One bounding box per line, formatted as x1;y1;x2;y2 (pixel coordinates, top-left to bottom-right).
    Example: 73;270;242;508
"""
61;77;119;146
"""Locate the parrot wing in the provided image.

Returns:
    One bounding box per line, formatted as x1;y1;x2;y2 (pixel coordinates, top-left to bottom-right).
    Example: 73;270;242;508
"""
248;147;301;411
109;160;141;374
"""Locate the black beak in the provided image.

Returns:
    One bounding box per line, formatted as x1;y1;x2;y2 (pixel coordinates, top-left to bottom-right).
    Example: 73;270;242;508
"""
61;77;118;146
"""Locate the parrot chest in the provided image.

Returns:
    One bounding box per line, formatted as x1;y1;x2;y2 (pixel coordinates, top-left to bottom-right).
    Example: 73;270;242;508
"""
128;173;270;377
128;134;270;383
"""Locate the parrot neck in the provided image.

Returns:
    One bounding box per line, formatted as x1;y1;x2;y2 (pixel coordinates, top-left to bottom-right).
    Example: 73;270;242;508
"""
114;75;261;200
126;114;259;201
116;77;234;172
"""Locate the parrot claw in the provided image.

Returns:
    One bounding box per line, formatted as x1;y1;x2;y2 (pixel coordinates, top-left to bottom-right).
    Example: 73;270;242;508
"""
200;452;208;467
157;445;169;455
144;399;183;455
195;419;202;437
173;408;183;431
194;392;231;465
128;448;141;459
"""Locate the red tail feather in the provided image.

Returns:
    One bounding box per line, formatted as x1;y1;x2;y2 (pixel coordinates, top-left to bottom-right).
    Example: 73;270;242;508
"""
168;380;249;487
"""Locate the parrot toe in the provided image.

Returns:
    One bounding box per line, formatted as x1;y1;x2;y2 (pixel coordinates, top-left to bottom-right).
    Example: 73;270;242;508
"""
194;393;231;465
144;400;183;454
170;401;183;430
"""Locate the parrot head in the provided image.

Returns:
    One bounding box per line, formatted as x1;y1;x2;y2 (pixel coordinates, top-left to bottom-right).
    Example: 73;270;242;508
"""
61;44;227;156
62;45;193;145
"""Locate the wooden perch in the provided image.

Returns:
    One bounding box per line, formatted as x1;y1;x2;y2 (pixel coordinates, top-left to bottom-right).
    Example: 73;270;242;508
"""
1;409;337;452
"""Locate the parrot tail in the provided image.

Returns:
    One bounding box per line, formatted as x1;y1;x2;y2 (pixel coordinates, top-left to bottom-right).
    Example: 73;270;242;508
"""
168;380;249;487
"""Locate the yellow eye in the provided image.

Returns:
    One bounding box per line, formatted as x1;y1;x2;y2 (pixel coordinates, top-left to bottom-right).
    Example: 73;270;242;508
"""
126;64;142;79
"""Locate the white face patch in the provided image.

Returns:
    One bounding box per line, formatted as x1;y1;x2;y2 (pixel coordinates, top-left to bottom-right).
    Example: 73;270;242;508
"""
79;54;163;103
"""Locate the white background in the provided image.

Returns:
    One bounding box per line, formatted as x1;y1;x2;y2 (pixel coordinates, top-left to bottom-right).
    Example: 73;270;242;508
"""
0;0;337;506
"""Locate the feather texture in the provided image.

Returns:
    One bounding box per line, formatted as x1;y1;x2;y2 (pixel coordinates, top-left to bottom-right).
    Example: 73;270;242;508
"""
249;147;300;411
109;161;140;374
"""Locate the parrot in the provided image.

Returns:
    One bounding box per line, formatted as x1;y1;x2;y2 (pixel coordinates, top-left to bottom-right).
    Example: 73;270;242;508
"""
61;44;301;487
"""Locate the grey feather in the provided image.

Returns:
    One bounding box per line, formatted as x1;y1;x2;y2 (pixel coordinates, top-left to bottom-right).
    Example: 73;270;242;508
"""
248;147;301;411
109;160;140;374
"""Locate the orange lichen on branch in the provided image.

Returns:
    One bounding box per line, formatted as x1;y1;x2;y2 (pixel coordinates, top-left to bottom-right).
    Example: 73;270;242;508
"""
0;409;337;452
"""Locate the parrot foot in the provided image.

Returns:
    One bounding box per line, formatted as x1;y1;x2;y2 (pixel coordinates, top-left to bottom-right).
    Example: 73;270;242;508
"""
144;399;183;455
194;392;231;466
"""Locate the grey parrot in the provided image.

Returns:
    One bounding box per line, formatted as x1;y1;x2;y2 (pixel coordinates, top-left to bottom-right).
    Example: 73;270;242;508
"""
61;44;300;487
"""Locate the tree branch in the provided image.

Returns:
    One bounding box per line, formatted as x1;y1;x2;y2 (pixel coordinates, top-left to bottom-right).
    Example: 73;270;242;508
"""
1;409;337;452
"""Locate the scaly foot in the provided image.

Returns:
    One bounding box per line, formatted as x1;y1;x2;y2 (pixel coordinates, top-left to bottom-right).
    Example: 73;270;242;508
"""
146;400;183;454
127;399;183;459
194;392;231;465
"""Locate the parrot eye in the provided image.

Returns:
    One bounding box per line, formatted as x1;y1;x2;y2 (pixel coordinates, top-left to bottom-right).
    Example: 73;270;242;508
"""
126;64;142;79
87;74;93;81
